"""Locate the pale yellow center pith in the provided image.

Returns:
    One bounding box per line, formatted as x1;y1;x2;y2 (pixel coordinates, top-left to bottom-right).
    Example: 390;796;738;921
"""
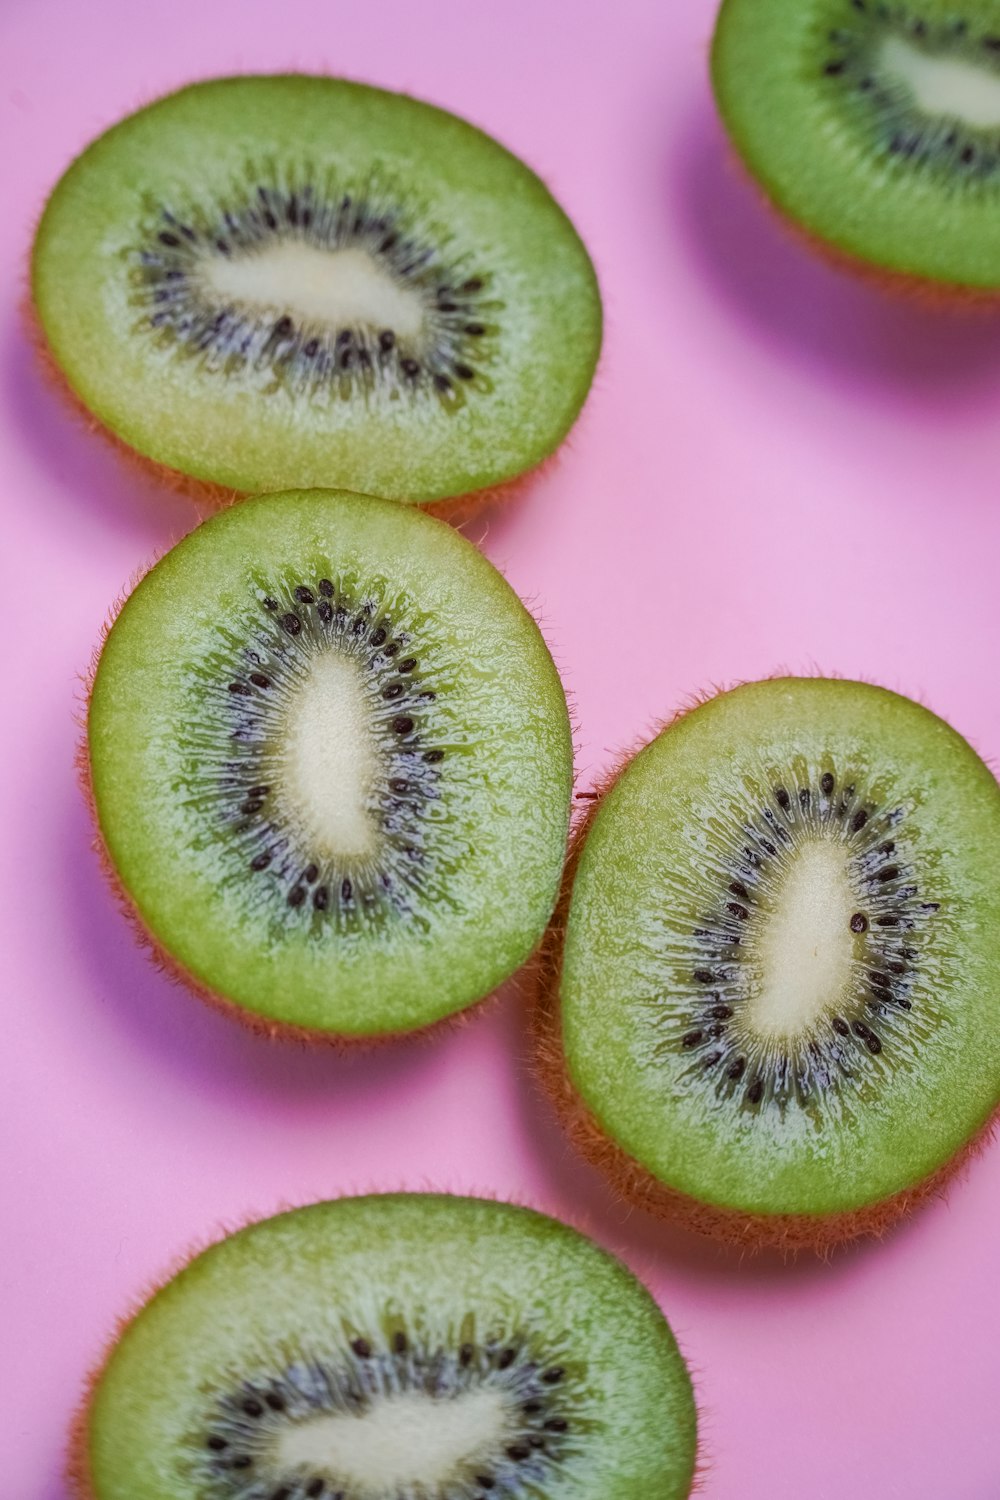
273;1388;508;1489
880;34;1000;128
745;840;855;1040
201;242;425;337
277;651;379;860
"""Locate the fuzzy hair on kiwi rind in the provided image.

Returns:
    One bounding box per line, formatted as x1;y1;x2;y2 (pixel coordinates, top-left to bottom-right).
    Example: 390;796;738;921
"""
83;489;574;1043
31;74;602;508
711;0;1000;299
535;678;1000;1254
69;1193;699;1500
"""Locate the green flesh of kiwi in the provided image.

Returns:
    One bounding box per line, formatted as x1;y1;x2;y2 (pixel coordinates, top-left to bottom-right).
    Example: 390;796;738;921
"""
547;678;1000;1246
85;491;572;1037
712;0;1000;291
32;75;601;502
75;1195;698;1500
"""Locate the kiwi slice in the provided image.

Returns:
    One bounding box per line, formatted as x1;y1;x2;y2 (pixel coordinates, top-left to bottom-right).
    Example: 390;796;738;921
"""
71;1194;698;1500
85;490;571;1038
711;0;1000;294
539;678;1000;1251
32;75;601;504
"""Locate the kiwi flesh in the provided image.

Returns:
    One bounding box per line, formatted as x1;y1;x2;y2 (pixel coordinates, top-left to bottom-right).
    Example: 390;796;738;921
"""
538;678;1000;1252
711;0;1000;296
31;75;601;506
71;1193;698;1500
84;490;572;1040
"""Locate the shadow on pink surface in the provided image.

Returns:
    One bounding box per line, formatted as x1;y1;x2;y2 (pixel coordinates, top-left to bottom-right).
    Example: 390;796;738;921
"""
506;977;951;1291
672;112;1000;395
4;312;207;546
59;785;458;1109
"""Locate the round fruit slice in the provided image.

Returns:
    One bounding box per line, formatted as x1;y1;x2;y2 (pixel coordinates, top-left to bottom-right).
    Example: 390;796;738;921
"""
711;0;1000;294
85;490;572;1038
32;74;601;505
71;1194;698;1500
539;678;1000;1251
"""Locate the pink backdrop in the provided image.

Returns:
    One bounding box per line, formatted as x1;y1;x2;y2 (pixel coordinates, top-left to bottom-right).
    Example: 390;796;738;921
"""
3;1;1000;1495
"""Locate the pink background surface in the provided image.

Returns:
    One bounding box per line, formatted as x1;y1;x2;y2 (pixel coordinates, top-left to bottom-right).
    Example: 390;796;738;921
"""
3;1;1000;1495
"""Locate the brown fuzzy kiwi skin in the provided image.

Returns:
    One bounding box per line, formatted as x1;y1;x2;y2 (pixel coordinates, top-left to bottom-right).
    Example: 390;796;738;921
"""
65;1190;705;1500
26;297;559;522
533;690;1000;1257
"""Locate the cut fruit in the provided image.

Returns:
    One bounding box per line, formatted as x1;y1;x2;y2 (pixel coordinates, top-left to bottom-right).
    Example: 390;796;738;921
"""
70;1194;698;1500
711;0;1000;294
32;75;602;504
538;678;1000;1251
84;490;572;1039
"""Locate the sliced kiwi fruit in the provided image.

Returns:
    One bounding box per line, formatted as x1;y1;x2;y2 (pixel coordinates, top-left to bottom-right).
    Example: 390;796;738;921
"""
70;1193;698;1500
84;490;572;1039
32;75;601;505
538;678;1000;1251
711;0;1000;294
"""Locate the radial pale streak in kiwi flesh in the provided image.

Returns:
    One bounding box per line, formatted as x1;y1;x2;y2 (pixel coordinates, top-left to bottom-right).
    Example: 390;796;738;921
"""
552;679;1000;1244
712;0;1000;290
85;491;572;1037
31;75;601;502
74;1195;697;1500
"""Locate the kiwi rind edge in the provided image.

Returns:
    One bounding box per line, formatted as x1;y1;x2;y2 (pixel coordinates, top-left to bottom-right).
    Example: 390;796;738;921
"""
26;298;554;525
66;1193;701;1500
81;493;573;1045
533;682;1000;1255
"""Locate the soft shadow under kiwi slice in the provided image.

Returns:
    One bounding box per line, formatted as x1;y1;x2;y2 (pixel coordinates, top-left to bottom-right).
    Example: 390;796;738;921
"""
84;490;572;1041
712;0;1000;297
538;677;1000;1252
71;1194;698;1500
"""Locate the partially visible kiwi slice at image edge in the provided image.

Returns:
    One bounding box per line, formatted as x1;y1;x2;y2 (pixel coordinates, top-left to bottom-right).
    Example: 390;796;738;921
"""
70;1194;699;1500
537;677;1000;1252
83;489;573;1041
31;74;602;506
711;0;1000;296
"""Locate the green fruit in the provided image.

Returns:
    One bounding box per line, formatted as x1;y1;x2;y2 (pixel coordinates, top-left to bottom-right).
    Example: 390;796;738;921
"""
73;1194;698;1500
711;0;1000;293
540;678;1000;1251
85;490;572;1038
32;75;601;503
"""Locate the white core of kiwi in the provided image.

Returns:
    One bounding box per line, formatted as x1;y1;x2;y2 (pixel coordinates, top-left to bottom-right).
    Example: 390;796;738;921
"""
277;650;379;859
879;35;1000;127
272;1387;508;1487
746;839;855;1040
200;242;426;339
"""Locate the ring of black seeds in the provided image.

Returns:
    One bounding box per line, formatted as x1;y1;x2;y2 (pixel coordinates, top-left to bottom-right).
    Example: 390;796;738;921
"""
195;1330;581;1500
820;3;1000;180
187;568;449;932
672;765;939;1114
135;171;499;407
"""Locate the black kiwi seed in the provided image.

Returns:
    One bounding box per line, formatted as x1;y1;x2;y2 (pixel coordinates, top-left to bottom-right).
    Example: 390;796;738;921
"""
350;1337;371;1357
850;912;868;933
820;772;834;795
